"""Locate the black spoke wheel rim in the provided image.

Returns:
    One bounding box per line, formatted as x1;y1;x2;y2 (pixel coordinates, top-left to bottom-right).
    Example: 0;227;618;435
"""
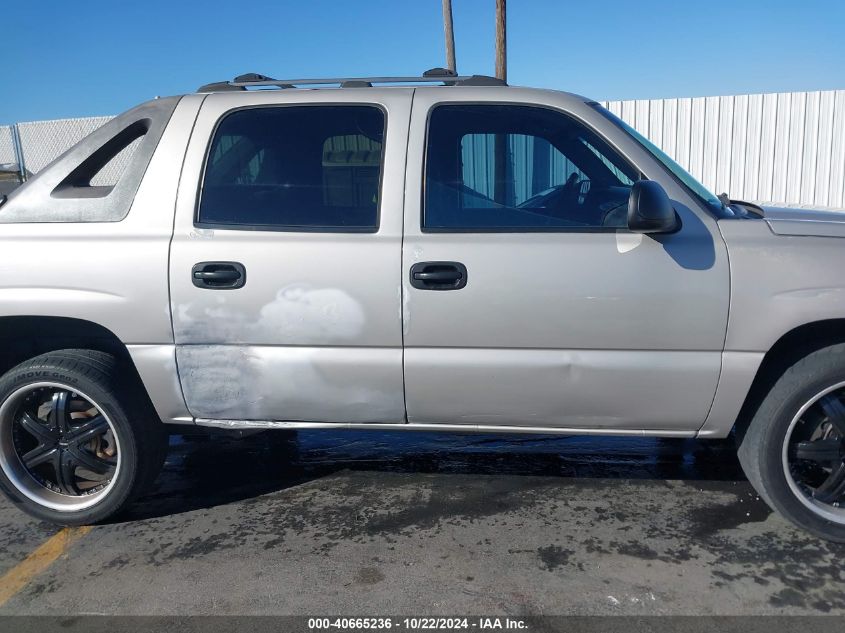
783;381;845;523
0;382;121;511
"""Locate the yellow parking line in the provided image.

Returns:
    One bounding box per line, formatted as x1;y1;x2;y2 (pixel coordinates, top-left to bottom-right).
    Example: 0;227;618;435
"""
0;526;92;608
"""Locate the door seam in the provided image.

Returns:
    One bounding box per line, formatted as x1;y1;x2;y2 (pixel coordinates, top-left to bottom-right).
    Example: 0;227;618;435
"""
399;89;417;424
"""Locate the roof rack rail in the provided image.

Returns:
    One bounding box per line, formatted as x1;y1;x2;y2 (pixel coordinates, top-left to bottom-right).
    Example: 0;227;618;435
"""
197;68;506;92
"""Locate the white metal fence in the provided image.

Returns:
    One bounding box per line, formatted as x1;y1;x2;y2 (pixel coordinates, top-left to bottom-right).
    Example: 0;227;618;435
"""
3;89;844;209
603;90;845;210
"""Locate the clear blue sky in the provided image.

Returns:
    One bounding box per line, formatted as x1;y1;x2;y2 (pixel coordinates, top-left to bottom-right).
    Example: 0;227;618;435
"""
2;0;844;124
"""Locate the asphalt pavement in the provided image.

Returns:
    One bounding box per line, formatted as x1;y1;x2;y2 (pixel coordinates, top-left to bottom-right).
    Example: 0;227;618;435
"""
1;430;844;615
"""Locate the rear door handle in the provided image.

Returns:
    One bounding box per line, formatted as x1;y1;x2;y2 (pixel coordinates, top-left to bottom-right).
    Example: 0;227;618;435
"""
191;262;246;289
410;261;467;290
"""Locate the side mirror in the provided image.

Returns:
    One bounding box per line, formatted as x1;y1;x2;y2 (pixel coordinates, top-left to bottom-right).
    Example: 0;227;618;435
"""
627;180;678;233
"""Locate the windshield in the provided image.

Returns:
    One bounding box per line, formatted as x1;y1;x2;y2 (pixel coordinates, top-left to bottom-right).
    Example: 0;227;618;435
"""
591;104;724;216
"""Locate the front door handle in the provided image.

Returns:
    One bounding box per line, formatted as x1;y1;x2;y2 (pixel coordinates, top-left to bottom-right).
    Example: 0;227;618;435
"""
410;261;468;290
191;261;246;289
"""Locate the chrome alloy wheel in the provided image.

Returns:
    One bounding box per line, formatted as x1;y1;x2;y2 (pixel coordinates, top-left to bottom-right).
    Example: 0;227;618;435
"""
783;381;845;523
0;382;121;511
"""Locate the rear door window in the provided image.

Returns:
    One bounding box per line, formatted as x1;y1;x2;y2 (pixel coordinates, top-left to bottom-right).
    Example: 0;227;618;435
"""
199;105;385;231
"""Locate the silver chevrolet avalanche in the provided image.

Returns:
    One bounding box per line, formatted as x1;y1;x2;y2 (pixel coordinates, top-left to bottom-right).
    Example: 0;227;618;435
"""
1;70;845;541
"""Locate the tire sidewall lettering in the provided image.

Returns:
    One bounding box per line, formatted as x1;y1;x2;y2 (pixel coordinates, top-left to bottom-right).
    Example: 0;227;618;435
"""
13;370;76;385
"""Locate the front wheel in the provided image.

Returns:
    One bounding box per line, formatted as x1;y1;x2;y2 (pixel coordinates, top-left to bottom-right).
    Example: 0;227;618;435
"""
0;350;167;525
738;343;845;541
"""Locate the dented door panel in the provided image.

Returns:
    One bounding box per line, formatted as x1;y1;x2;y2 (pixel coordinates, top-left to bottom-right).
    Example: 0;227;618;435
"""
402;88;731;430
404;348;721;430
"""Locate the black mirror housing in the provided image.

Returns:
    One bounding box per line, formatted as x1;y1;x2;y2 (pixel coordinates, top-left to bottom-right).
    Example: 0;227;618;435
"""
627;180;678;233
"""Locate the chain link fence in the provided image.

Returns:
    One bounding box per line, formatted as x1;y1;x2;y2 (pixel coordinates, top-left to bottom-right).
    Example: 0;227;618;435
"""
3;89;845;209
14;115;142;186
0;125;17;166
16;116;113;173
0;125;21;196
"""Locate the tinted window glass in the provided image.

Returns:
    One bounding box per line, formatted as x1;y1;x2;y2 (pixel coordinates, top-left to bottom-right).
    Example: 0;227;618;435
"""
591;103;724;216
199;106;384;230
424;105;640;231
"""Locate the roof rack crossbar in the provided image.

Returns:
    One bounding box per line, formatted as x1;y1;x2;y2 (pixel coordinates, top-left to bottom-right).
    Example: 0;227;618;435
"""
197;72;506;92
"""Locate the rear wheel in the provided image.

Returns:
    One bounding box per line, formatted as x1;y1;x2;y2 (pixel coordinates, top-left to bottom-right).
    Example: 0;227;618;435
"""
0;350;166;525
738;343;845;541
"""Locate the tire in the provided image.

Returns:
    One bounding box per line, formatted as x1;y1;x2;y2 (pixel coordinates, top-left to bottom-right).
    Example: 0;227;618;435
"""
737;343;845;542
0;349;167;525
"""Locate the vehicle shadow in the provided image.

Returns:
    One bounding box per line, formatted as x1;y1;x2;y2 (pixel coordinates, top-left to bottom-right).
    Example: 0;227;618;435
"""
118;429;744;523
656;201;717;271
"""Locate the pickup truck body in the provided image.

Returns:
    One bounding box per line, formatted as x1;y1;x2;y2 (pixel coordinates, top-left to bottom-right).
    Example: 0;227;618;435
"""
2;76;845;536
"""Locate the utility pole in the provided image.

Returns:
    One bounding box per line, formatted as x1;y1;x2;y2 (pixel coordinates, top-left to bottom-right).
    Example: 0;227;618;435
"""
493;0;511;205
442;0;456;73
495;0;507;82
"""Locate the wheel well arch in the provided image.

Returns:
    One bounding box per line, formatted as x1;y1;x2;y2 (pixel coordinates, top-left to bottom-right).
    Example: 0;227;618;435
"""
0;316;156;414
733;318;845;437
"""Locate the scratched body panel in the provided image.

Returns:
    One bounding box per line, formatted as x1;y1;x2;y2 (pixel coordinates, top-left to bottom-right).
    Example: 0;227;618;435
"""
170;90;410;422
169;89;411;423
